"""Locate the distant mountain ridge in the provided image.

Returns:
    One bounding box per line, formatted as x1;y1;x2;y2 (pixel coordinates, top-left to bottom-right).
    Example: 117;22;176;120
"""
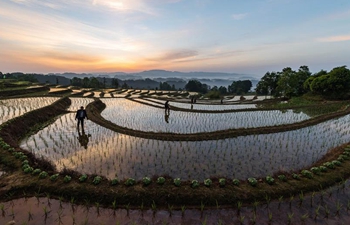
48;69;258;81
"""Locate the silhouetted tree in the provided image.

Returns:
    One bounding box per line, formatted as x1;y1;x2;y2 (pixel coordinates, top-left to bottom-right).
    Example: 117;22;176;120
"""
228;80;252;94
184;80;208;93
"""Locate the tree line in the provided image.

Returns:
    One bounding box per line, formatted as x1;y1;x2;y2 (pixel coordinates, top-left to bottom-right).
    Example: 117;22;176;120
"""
256;65;350;100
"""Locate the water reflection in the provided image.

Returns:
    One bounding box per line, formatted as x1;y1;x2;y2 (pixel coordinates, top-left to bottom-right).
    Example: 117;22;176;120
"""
164;111;170;123
19;113;350;181
77;130;91;149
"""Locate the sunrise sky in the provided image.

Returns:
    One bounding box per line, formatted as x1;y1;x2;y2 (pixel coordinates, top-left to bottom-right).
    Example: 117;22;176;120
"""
1;0;350;78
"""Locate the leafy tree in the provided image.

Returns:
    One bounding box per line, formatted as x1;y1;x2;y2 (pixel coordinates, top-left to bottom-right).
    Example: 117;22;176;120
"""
303;70;327;91
275;66;311;98
294;65;312;96
211;86;218;91
310;66;350;99
159;82;173;90
276;67;296;98
82;77;90;88
17;74;38;82
112;78;119;88
89;77;101;88
71;77;82;87
256;72;280;96
185;80;208;93
228;80;252;94
218;86;227;95
121;82;129;89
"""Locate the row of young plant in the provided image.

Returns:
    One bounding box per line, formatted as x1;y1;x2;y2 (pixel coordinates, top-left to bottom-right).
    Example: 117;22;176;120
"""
4;134;350;190
0;97;59;125
67;97;94;112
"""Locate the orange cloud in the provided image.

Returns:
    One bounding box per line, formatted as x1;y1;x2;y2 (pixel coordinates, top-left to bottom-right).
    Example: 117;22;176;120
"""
317;35;350;42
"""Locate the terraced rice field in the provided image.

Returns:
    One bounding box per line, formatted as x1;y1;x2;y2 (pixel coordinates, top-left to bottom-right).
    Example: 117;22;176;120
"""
13;97;350;181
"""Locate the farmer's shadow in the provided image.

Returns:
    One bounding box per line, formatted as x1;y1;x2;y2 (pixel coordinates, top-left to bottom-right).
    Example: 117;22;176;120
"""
77;130;91;149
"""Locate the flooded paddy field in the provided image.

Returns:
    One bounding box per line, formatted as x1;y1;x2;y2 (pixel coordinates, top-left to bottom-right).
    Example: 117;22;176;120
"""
2;95;350;225
19;110;350;180
0;97;60;124
100;98;312;133
2;180;350;225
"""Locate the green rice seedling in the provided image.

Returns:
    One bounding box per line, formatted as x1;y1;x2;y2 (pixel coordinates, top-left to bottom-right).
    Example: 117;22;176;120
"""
239;215;245;225
324;205;330;218
265;175;274;185
248;177;257;186
332;160;341;166
323;162;335;169
314;205;321;220
95;202;100;216
219;178;226;187
301;170;313;179
142;177;152;186
292;173;300;180
278;196;283;209
337;155;346;162
301;213;309;222
28;209;33;221
63;175;72;183
265;194;271;207
79;174;88;182
336;201;342;215
173;178;181;187
287;212;294;225
124;178;136;186
50;173;59;181
157;176;165;185
299;191;304;206
92;176;102;185
200;201;205;212
56;209;64;224
251;212;257;225
319;166;327;172
278;174;287;182
289;195;294;209
253;200;259;212
232;178;240;186
201;216;207;225
204;178;212;187
268;211;273;223
168;204;174;217
310;167;321;175
216;199;220;210
191;180;199;188
111;178;119;186
43;206;50;221
23;166;34;174
151;201;157;212
237;201;243;215
38;171;48;179
1;204;5;216
181;205;186;216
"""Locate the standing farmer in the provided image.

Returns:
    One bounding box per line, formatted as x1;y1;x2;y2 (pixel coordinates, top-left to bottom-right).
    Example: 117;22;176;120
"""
76;106;88;131
164;100;170;115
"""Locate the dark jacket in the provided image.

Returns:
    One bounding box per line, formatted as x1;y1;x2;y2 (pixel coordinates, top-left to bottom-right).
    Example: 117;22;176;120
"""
76;109;88;120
